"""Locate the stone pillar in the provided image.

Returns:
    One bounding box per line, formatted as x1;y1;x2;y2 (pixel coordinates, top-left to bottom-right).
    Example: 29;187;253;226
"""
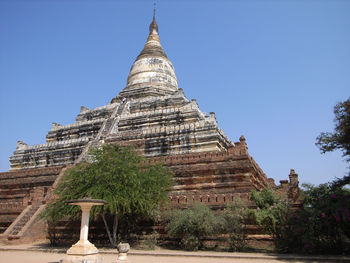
239;135;248;155
289;169;299;185
288;169;300;200
62;198;106;263
267;178;275;187
80;205;90;243
66;203;99;256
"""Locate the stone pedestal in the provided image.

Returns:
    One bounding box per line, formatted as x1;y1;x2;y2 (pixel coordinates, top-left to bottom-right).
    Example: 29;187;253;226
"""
66;204;99;256
112;243;130;263
61;198;106;263
66;239;99;255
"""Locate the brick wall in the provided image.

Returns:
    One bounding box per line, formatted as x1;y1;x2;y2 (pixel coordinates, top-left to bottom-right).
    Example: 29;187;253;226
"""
0;166;64;234
0;144;299;240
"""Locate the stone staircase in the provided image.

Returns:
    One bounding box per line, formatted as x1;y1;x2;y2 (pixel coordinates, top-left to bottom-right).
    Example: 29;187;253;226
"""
100;101;126;137
1;202;45;241
76;102;124;163
0;167;64;244
7;204;41;239
1;166;72;244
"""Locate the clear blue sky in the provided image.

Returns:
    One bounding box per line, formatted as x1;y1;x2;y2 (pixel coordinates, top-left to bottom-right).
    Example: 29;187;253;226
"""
0;0;349;185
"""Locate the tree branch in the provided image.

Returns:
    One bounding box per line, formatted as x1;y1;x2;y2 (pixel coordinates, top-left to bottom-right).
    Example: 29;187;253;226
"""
102;213;115;247
112;212;119;245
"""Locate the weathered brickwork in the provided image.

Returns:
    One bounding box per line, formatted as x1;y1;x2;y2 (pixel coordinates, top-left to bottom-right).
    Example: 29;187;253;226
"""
0;15;300;243
0;166;63;234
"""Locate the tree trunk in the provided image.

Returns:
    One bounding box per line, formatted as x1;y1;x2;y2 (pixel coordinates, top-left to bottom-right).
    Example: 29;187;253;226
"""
112;212;119;245
102;213;115;247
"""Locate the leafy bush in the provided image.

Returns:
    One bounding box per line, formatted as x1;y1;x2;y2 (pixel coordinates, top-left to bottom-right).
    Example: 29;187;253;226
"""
220;199;247;251
165;203;222;251
249;188;293;252
250;184;350;254
312;98;350;253
143;231;160;249
296;183;350;254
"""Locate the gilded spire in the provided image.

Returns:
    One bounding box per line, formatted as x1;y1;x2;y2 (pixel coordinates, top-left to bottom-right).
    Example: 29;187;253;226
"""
149;4;158;33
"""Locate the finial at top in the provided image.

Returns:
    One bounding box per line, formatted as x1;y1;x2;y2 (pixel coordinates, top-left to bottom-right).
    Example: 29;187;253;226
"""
149;3;159;33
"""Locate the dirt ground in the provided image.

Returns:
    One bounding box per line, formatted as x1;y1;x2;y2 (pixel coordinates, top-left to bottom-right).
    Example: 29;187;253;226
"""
0;250;324;263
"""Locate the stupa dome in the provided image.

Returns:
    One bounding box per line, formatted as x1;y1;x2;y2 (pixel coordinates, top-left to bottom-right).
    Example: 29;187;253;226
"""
115;14;178;101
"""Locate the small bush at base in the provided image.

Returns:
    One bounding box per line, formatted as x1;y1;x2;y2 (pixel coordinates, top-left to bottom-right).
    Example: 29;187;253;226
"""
249;187;293;253
181;235;200;251
220;199;248;252
165;203;222;251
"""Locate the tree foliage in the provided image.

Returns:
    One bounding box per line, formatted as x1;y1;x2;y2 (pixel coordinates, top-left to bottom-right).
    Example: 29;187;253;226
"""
165;203;222;251
249;188;293;252
298;183;350;253
316;98;350;188
220;199;247;251
249;185;350;254
41;144;173;247
316;98;350;161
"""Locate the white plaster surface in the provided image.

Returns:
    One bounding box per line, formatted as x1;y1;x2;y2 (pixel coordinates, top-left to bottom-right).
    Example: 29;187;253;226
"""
66;202;103;256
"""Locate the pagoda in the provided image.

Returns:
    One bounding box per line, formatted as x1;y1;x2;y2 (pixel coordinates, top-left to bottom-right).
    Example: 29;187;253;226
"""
0;14;299;243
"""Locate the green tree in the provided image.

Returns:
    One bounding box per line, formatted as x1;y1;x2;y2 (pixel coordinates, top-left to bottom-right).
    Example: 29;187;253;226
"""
316;98;350;160
316;98;350;187
42;144;172;247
